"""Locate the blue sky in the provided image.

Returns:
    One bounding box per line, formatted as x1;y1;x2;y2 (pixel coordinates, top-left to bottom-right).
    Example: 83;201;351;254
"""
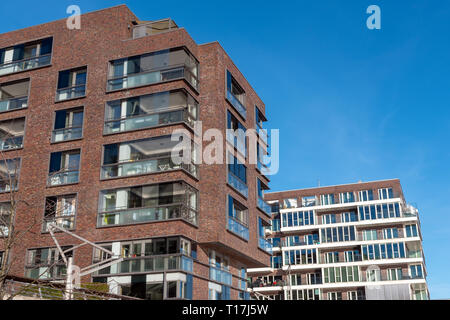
1;0;449;299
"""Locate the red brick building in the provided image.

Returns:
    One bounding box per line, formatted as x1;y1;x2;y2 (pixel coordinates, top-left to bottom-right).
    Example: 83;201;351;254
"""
0;5;272;300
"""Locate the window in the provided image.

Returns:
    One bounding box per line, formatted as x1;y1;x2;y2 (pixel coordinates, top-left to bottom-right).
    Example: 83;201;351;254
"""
366;268;381;282
228;153;247;197
0;117;25;150
320;194;334;205
387;268;403;280
282;210;314;228
321;226;356;243
25;246;73;279
0;79;29;113
258;217;272;253
0;158;20;192
321;214;337;225
226;70;246;119
107;48;198;91
362;229;378;241
284;249;318;266
257;179;271;216
287;289;320;300
271;255;282;269
347;290;364;300
98;182;198;227
339;192;355;203
383;228;399;239
410;264;423;279
255;106;268;145
327;292;342;300
362;242;406;260
102;135;197;179
0;37;52;76
341;211;358;222
104;89;198;134
358;203;401;221
405;224;418;237
209;250;231;286
0;251;3;268
226;110;246;156
92;237;194;277
281;198;297;209
48;149;80;186
227;195;249;240
52;107;83;142
378;187;394;200
56;67;87;101
42;195;76;232
0;203;12;237
324;252;339;263
358;189;374;201
324;266;359;283
302;196;317;207
344;250;361;262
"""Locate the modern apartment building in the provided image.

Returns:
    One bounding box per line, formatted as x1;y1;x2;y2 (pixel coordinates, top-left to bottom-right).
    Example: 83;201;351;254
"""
0;5;272;300
248;179;429;300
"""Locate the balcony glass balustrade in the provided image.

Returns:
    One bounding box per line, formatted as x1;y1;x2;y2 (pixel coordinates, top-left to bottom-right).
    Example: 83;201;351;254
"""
0;96;28;112
56;84;86;102
226;90;246;119
227;216;249;240
51;127;82;143
0;54;51;76
0;136;23;150
209;266;232;285
258;237;273;254
47;170;79;186
257;197;272;217
228;171;248;197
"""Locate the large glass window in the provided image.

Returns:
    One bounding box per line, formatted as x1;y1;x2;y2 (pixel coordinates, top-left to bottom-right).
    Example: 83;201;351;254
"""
410;264;423;279
378;187;394;200
42;194;76;232
324;266;359;283
226;110;246;156
227;195;249;240
0;79;29;113
102;135;197;179
358;189;374;201
0;117;25;150
339;192;355;203
226;70;246;119
0;158;20;192
281;210;314;228
405;224;418;237
98;181;198;227
25;246;73;279
362;242;406;261
52;107;83;142
48;150;80;186
0;37;52;76
0;202;12;237
283;249;318;266
56;67;86;101
227;153;247;197
107;48;198;91
104;89;197;134
321;226;356;243
320;194;334;205
358;203;401;221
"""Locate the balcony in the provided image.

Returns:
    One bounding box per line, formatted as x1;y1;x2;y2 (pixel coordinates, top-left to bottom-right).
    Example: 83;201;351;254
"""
257;127;269;145
258;237;273;254
51;127;82;143
47;170;79;186
98;204;197;227
209;266;232;285
257;197;272;217
56;84;86;102
95;254;192;276
226;90;247;120
228;171;248;197
0;54;51;76
227;216;249;240
132;19;178;39
102;157;198;179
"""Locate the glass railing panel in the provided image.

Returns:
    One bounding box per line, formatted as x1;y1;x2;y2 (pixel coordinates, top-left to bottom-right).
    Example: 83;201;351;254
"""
0;136;23;150
258;237;273;254
107;66;197;92
42;216;75;232
228;172;248;197
0;54;51;76
209;266;232;285
56;85;86;102
257;197;272;217
51;127;82;143
47;170;79;186
104;109;194;134
97;204;197;227
227;216;249;240
226;90;246;119
0;96;28;112
101;157;197;179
